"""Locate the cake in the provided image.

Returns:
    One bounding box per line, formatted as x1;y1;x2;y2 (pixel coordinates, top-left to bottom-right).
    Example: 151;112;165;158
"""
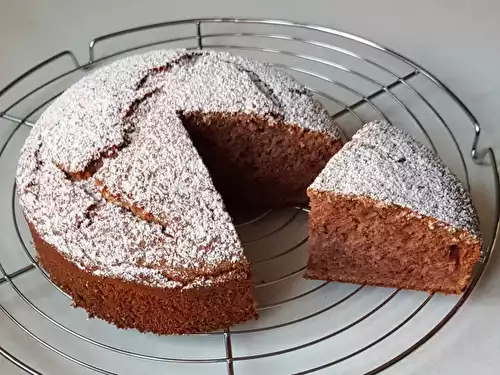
305;121;481;294
16;49;342;334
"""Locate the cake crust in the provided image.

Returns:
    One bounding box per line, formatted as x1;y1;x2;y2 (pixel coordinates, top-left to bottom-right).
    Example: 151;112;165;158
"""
30;222;256;334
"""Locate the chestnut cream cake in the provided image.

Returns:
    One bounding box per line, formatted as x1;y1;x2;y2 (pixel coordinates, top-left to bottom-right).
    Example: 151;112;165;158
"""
16;49;342;334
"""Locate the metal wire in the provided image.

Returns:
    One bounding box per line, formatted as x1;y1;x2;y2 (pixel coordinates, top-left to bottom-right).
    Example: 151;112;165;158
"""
0;346;43;375
242;210;301;245
0;17;498;375
207;44;436;153
224;330;235;375
294;294;434;375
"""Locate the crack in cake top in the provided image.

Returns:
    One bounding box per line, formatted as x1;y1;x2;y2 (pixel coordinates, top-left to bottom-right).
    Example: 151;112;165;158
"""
32;49;340;174
310;121;481;238
16;49;341;288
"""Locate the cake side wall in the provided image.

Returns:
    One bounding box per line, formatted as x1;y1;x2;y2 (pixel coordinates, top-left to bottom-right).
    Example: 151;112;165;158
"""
29;222;257;334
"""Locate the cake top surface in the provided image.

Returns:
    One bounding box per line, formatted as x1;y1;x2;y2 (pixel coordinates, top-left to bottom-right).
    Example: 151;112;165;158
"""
16;49;339;288
33;49;340;174
310;121;480;237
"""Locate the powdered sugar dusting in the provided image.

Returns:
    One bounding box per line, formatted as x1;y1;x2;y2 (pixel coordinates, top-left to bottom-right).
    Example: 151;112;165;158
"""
32;49;338;175
16;49;339;288
310;121;480;237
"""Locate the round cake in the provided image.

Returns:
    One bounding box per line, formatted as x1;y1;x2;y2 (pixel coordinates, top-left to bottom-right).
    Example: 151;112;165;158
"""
306;121;482;294
16;49;342;334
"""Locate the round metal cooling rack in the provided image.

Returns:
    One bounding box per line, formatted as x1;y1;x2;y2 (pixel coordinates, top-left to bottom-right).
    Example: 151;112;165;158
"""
0;18;498;375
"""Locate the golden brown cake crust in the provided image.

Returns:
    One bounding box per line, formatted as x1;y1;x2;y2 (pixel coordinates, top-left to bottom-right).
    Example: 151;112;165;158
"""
30;222;257;335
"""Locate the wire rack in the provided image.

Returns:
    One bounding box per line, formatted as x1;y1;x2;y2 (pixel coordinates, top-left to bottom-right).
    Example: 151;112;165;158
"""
0;18;498;375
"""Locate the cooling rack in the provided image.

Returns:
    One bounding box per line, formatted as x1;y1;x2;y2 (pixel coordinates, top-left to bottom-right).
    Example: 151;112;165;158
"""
0;18;498;375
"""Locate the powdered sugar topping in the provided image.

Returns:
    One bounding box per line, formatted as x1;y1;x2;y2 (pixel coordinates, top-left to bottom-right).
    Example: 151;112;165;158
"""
310;121;480;237
16;49;339;288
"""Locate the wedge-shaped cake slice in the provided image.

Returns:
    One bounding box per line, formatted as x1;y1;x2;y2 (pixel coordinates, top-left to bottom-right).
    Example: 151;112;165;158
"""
306;121;481;293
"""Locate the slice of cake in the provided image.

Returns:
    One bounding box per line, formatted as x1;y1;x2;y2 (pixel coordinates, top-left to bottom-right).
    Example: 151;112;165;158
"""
305;121;481;294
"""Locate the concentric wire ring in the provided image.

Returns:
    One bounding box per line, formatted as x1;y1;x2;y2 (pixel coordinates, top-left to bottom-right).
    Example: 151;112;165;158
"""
0;18;498;375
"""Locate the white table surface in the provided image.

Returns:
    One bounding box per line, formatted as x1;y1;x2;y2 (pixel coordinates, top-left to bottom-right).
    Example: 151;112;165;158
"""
1;1;499;374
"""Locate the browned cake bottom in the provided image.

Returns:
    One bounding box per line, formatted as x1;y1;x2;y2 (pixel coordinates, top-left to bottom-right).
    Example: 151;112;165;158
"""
304;191;481;294
30;223;257;335
181;112;342;208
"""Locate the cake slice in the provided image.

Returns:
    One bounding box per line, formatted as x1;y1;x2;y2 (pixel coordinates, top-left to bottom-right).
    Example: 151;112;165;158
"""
305;121;482;294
